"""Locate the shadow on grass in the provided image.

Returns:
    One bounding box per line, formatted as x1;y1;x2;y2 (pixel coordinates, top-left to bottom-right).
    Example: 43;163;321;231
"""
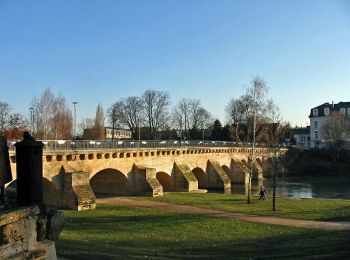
57;229;350;259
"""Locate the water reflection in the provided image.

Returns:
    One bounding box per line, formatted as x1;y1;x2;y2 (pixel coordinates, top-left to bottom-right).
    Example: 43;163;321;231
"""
226;176;350;199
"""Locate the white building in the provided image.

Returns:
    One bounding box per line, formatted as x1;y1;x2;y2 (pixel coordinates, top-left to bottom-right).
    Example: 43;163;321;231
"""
293;126;310;149
309;101;350;148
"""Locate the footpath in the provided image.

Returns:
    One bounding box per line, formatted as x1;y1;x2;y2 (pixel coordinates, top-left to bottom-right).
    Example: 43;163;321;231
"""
96;197;350;231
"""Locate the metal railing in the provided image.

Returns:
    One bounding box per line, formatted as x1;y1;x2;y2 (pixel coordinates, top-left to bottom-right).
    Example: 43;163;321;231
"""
7;139;268;151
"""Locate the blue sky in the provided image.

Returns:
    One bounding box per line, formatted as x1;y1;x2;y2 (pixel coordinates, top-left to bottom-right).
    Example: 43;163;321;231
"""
1;0;349;127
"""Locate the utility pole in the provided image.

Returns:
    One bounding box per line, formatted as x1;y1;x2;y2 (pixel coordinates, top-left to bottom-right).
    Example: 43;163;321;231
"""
29;107;34;137
73;101;78;140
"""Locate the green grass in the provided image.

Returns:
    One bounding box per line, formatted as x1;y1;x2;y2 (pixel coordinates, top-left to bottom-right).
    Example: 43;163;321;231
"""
56;204;350;259
136;193;350;221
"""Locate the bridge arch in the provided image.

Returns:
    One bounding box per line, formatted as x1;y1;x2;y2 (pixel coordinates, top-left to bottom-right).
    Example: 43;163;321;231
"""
156;172;174;192
90;168;131;196
230;159;246;183
192;167;207;188
4;178;60;207
222;165;232;181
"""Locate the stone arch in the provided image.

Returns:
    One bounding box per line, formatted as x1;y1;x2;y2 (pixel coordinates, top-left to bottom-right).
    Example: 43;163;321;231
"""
90;168;130;196
5;178;60;207
230;160;246;183
222;165;232;181
192;167;207;188
156;172;175;192
43;177;61;207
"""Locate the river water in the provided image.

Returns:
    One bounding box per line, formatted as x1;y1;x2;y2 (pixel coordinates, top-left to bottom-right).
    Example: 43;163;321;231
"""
229;176;350;200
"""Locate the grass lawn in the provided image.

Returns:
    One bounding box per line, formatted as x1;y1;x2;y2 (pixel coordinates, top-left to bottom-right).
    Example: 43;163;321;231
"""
56;204;350;259
136;193;350;221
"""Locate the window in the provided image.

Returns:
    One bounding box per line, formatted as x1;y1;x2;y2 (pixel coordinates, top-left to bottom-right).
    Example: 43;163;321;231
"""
301;136;305;142
340;108;346;114
314;120;318;129
313;109;318;116
324;107;330;116
347;107;350;115
314;131;319;140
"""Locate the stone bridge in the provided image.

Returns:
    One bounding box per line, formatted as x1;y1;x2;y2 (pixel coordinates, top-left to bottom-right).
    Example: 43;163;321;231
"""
7;146;277;210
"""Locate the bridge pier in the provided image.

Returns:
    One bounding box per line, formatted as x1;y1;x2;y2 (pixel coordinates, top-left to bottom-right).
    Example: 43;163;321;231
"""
173;162;198;192
206;160;231;192
132;166;163;197
62;171;96;210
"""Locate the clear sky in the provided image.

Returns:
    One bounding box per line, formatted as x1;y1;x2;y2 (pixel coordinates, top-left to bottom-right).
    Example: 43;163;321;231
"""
1;0;349;127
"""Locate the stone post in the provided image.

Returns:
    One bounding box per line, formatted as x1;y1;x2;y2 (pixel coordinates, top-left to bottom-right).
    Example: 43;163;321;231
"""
0;135;12;204
14;132;44;206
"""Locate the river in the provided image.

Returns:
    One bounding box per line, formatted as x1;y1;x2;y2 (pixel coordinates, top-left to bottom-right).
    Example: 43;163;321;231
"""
229;176;350;200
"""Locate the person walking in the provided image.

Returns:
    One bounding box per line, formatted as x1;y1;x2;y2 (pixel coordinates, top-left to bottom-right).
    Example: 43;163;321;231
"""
258;185;266;200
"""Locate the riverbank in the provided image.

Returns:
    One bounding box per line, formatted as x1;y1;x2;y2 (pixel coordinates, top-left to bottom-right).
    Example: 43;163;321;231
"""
286;148;350;176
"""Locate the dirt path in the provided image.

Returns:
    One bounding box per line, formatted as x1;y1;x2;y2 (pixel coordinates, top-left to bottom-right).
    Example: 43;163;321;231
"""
96;197;350;231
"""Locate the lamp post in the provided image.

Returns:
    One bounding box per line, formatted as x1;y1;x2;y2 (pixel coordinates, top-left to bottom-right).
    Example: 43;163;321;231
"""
29;107;34;136
73;101;78;140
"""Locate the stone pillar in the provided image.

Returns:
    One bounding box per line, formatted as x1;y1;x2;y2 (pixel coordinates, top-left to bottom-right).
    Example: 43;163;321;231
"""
173;162;198;192
0;136;12;204
14;132;44;206
206;160;231;192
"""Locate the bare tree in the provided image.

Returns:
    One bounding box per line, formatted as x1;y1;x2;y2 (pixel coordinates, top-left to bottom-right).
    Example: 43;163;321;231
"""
142;89;170;140
107;103;119;141
229;77;270;204
0;102;12;134
171;106;184;140
108;97;143;139
172;98;211;139
265;101;283;211
50;95;73;139
94;104;105;140
78;118;94;136
323;111;350;162
6;113;28;139
30;89;73;140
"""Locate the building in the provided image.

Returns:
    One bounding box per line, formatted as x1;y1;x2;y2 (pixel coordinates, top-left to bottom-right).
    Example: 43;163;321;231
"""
309;101;350;148
83;127;132;140
292;126;310;149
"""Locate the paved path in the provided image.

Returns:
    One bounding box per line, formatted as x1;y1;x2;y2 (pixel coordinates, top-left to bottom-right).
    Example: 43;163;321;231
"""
97;197;350;231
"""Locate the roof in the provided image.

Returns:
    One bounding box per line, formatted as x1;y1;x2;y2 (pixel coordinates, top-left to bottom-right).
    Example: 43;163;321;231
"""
309;101;350;117
292;126;310;135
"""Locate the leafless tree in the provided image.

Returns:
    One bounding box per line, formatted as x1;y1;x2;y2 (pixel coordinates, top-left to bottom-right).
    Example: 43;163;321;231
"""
108;97;143;139
323;111;350;161
229;77;270;204
50;95;73;139
172;98;211;139
6;113;28;139
30;88;73;140
78;118;94;136
265;101;283;211
0;102;12;134
142;89;170;140
107;103;119;141
94;104;105;140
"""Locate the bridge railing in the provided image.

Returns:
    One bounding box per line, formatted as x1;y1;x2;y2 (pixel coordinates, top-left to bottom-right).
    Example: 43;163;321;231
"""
7;139;270;151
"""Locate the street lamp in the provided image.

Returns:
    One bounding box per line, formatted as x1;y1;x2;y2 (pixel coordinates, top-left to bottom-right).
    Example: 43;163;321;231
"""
29;107;34;136
73;101;78;140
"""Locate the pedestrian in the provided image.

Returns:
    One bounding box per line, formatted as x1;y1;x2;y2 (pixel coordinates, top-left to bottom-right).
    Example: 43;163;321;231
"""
258;185;266;200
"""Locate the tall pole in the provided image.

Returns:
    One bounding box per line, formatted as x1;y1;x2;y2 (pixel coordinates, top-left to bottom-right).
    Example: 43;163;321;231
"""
29;107;34;136
73;101;78;140
138;117;141;142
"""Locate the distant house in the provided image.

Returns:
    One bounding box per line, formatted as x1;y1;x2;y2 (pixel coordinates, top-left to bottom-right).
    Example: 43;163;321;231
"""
292;126;310;149
309;101;350;148
83;127;132;140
